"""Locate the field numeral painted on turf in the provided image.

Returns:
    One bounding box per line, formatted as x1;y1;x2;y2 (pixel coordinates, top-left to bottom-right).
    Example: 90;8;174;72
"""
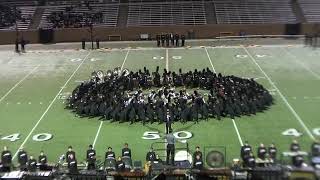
70;58;82;62
153;56;182;60
1;133;20;142
313;128;320;136
58;92;71;100
236;54;266;58
282;128;320;137
142;131;192;140
282;128;302;137
0;133;53;142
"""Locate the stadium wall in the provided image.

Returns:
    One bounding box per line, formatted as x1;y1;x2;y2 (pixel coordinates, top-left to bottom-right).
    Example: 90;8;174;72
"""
0;24;318;45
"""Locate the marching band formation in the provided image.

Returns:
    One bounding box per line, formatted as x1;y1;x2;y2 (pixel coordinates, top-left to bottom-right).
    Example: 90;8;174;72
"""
66;67;273;124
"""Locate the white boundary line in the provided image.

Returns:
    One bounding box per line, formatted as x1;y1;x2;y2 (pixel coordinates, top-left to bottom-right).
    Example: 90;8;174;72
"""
204;47;244;146
92;49;130;148
282;47;320;80
0;65;40;103
12;51;93;159
242;46;315;140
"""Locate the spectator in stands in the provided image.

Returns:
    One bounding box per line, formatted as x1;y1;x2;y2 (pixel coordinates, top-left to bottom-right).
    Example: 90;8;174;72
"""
67;154;78;174
27;155;37;172
290;140;300;152
66;146;76;163
1;146;12;172
257;143;267;160
121;143;131;158
193;155;204;170
193;146;203;162
17;148;28;171
0;5;21;29
146;148;156;162
116;156;125;172
240;141;252;162
268;143;277;162
47;8;104;29
38;150;48;171
86;145;96;170
105;147;116;159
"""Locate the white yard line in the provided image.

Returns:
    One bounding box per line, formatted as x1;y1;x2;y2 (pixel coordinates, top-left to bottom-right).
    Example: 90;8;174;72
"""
242;46;315;140
12;51;92;159
204;47;244;146
166;48;169;71
91;49;130;148
282;47;320;80
232;119;244;146
120;49;130;70
0;65;40;103
92;121;103;148
204;47;216;73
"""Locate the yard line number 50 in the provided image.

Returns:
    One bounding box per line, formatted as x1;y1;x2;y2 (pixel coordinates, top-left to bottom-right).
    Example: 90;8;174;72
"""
0;133;53;142
142;131;192;140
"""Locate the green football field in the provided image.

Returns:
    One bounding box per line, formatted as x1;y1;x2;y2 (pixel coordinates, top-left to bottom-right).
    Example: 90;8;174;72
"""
0;41;319;167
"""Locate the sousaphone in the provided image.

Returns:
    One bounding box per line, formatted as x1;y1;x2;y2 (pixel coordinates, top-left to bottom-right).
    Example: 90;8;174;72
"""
122;68;130;77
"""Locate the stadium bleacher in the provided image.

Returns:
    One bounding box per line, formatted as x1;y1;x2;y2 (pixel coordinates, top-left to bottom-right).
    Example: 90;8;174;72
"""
213;0;297;24
39;2;119;29
299;0;320;23
127;0;207;26
0;5;35;30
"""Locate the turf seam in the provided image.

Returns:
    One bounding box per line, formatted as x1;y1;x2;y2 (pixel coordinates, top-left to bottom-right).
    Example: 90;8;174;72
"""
12;51;93;160
242;46;316;140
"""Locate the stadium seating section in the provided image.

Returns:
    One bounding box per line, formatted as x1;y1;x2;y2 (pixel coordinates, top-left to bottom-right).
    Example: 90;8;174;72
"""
39;3;119;28
299;0;320;23
2;0;320;30
0;5;36;30
127;0;207;26
213;0;297;24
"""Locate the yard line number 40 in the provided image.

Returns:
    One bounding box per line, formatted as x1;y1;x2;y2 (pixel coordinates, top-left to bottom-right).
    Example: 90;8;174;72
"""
0;133;53;142
282;128;320;137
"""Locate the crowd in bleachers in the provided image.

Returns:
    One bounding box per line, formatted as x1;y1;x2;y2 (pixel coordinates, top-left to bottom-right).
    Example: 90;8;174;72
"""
47;8;104;28
0;5;21;29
